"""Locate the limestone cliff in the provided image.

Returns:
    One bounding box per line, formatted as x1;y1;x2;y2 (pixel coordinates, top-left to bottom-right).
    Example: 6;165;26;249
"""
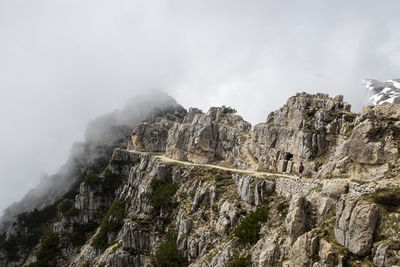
1;92;400;267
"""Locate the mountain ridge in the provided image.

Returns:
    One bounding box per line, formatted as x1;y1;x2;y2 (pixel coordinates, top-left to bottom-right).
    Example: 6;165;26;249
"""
1;91;400;266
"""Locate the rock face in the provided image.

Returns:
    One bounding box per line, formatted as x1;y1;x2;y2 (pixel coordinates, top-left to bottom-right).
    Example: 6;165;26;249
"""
248;92;400;181
166;107;251;165
334;195;379;256
232;175;275;206
2;92;400;267
249;93;353;176
285;196;309;241
373;243;389;267
286;231;319;267
318;104;400;180
74;181;103;222
130;111;186;152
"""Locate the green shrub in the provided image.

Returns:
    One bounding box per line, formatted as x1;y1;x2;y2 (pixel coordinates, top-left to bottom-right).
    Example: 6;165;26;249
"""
63;206;79;217
222;105;237;114
59;200;73;214
233;206;269;244
84;174;102;184
27;233;59;267
71;222;99;247
276;201;289;218
152;231;187;267
2;202;60;259
92;201;127;250
18;203;58;229
148;178;178;212
229;255;252;267
103;170;123;196
368;187;400;211
109;159;132;167
0;235;19;261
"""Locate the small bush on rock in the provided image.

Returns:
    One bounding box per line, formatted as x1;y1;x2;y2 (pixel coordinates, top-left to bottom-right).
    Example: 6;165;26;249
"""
103;169;123;196
148;178;178;212
92;201;127;250
229;255;252;267
71;222;99;246
276;201;289;218
27;233;59;267
368;187;400;211
222;105;237;114
152;231;187;267
233;206;269;244
84;174;102;185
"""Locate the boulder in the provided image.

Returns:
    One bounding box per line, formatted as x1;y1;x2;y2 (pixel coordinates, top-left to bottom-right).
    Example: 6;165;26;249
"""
334;195;379;256
287;231;319;267
319;239;336;267
373;243;389;267
285;196;309;241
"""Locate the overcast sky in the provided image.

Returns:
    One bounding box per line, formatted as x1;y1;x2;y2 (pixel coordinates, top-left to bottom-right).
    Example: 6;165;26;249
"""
0;0;399;213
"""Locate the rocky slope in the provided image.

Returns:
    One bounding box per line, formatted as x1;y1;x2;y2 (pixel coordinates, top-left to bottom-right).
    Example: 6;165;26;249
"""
1;92;400;267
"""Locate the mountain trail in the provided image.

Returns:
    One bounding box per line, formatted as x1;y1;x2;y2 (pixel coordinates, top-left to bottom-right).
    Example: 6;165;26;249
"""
126;149;295;178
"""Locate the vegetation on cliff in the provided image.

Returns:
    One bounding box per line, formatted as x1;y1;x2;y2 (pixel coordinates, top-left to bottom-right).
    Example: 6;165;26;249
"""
233;206;269;244
152;231;188;267
92;200;128;251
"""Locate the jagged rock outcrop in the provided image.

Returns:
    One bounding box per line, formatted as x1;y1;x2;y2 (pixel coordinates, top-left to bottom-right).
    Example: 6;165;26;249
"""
318;104;400;180
334;195;379;256
285;231;319;267
285;195;309;241
318;238;337;267
166;107;251;165
215;200;240;236
129;110;186;152
249;93;353;176
232;175;275;206
74;181;103;222
373;243;389;267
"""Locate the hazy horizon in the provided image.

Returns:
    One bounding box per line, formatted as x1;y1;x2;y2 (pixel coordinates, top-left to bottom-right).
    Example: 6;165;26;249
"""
1;0;400;214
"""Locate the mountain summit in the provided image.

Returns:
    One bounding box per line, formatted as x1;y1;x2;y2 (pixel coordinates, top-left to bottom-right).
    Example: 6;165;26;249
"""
364;78;400;105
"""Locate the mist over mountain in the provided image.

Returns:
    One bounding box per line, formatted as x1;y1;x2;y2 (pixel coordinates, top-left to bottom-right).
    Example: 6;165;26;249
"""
0;91;185;231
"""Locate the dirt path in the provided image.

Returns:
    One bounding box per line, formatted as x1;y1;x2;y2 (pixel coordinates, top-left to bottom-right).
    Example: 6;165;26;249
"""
126;149;295;178
242;135;259;170
155;154;295;178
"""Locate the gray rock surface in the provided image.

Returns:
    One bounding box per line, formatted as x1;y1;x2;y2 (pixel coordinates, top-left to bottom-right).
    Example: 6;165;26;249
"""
373;243;389;267
285;195;309;241
166;107;251;165
334;195;379;255
250;93;352;176
130;111;186;152
286;231;319;267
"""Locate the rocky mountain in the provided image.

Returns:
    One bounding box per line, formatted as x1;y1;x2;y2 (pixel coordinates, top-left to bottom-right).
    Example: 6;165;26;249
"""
1;92;400;267
364;78;400;105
